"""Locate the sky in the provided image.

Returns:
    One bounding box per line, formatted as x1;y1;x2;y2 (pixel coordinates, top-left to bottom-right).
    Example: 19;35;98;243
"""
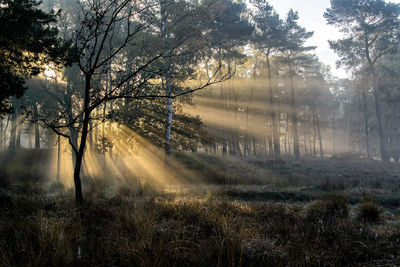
266;0;400;79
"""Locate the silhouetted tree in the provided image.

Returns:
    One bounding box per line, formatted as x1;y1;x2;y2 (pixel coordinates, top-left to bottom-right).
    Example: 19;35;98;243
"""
0;0;70;113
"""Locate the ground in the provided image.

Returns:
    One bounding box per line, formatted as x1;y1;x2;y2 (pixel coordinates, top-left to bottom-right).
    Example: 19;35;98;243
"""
0;151;400;266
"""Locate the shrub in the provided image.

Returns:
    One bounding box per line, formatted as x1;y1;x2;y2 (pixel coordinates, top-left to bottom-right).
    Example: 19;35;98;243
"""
305;193;348;224
324;193;349;219
357;201;381;223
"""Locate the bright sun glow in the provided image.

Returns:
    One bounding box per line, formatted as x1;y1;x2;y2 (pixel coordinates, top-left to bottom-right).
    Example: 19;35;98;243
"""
43;65;56;78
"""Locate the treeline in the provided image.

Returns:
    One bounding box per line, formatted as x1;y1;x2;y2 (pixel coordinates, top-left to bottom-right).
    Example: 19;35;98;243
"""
188;0;400;162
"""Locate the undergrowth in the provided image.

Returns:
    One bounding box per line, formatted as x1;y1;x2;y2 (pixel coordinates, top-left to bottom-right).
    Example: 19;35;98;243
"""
1;151;400;266
0;188;399;266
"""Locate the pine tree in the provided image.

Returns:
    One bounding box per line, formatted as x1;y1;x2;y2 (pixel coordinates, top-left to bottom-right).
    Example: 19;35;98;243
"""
279;10;315;159
325;0;400;162
0;0;70;113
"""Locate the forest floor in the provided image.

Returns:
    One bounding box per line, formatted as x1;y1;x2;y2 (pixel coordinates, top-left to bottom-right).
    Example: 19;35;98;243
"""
1;150;400;266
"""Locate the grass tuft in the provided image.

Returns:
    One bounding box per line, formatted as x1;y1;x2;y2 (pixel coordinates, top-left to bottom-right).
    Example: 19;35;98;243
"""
357;201;381;223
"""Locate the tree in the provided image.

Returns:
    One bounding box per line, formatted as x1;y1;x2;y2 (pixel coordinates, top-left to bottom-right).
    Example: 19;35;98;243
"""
325;0;400;162
301;57;333;158
139;0;209;160
352;70;373;158
0;0;70;113
251;0;285;158
279;10;315;159
205;0;253;156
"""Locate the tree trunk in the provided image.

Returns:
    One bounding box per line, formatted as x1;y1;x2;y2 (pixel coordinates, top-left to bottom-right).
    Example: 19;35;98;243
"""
27;125;33;149
332;108;336;155
161;2;173;162
221;84;227;156
72;75;92;206
228;81;237;157
252;137;257;157
165;95;173;159
362;87;370;158
89;120;93;149
222;139;227;156
57;135;61;182
3;114;11;148
70;128;78;166
366;43;389;162
266;51;280;158
102;101;107;170
163;67;173;161
309;121;312;157
9;111;17;152
303;112;308;158
316;114;323;158
0;118;3;149
264;138;267;156
244;134;248;157
236;140;242;157
16;120;22;149
267;135;273;157
73;148;84;206
34;105;40;149
284;114;289;157
288;61;300;159
372;84;389;161
107;64;113;158
312;114;317;157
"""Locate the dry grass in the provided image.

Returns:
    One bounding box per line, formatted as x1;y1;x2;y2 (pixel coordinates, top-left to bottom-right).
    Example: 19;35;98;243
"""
0;186;399;266
1;150;400;266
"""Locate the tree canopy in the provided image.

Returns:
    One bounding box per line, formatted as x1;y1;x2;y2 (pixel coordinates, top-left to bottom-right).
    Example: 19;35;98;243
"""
0;0;70;113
